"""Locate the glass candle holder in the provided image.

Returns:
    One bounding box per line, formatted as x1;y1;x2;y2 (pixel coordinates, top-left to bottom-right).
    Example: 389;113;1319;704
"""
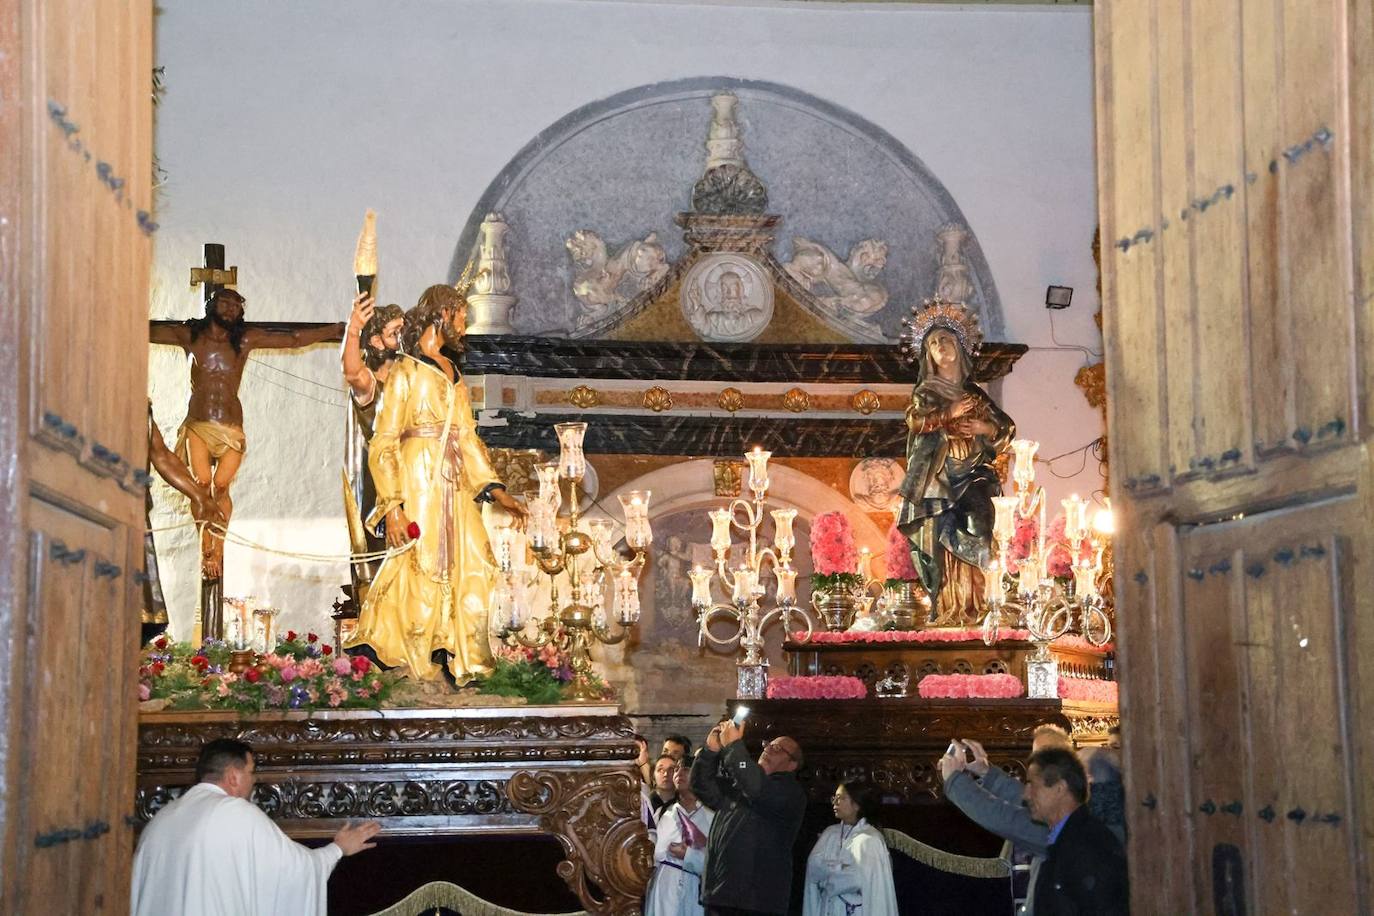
554;422;588;480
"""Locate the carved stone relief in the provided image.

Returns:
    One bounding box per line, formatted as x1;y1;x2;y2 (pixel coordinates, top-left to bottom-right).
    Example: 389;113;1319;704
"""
566;229;670;329
849;458;904;513
933;223;975;305
783;237;890;318
680;253;773;342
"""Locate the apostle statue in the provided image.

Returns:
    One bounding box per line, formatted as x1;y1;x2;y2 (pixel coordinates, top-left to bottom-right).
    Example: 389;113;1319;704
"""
346;285;526;683
895;300;1014;625
341;293;405;439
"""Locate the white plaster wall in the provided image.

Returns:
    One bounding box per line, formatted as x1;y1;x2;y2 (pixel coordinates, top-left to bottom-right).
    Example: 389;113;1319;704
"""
149;0;1103;640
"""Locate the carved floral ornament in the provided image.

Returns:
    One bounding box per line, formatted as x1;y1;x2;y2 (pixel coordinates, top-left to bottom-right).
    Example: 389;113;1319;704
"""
851;389;881;415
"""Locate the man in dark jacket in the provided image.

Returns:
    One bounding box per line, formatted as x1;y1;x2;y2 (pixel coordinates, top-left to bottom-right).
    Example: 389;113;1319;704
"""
1023;748;1130;915
690;720;806;916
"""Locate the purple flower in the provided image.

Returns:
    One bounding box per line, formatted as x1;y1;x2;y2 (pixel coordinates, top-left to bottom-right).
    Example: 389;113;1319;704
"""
306;644;321;658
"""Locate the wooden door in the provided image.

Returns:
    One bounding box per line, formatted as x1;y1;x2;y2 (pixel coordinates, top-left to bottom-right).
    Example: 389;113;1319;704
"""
0;0;154;911
1095;0;1374;911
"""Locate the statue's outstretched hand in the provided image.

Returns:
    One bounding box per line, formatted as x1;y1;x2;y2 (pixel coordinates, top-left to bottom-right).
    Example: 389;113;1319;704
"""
493;489;527;531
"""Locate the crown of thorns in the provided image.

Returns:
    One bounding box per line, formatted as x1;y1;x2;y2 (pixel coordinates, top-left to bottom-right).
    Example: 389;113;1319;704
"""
898;298;983;363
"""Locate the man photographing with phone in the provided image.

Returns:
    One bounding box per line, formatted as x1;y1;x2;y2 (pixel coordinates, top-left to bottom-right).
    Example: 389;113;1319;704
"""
690;715;806;916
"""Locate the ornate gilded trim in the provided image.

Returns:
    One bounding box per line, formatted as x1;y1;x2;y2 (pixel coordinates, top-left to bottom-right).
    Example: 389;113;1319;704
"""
717;387;745;412
713;460;744;497
368;881;587;916
851;389;881;415
643;386;674;412
136;778;513;823
569;385;600;409
881;828;1011;879
782;387;811;413
507;770;652;915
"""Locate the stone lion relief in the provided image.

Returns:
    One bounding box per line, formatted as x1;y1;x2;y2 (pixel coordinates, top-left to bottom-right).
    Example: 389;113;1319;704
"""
680;253;773;342
783;237;890;317
565;229;670;329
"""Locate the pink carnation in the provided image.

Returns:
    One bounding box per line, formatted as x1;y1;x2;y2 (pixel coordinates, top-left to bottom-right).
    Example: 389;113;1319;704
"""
279;665;298;683
766;675;867;700
884;524;918;581
138;682;151;701
810;512;858;576
1057;677;1118;703
917;673;1024;699
296;659;324;679
333;658;353;676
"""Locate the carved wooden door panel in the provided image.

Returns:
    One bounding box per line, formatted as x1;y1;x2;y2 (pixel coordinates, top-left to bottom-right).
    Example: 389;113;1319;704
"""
1096;0;1373;911
12;499;132;913
23;0;153;488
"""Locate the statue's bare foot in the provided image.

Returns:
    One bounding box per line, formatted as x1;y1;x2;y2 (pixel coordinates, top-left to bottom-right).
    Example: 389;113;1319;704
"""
201;533;224;579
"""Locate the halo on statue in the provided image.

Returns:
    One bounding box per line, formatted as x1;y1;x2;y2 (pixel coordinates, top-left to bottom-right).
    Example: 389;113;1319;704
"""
898;297;983;362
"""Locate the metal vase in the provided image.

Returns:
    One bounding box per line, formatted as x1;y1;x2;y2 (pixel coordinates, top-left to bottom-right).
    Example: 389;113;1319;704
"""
811;589;861;632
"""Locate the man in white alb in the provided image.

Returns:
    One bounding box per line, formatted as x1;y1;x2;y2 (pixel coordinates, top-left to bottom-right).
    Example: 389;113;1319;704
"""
131;738;380;916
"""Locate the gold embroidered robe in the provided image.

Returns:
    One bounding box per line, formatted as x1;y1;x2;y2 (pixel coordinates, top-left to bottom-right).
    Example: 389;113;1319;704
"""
347;356;499;681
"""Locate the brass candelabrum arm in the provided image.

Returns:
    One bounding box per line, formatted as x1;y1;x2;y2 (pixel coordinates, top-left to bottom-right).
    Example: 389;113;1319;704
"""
697;604;745;649
759;602;814;640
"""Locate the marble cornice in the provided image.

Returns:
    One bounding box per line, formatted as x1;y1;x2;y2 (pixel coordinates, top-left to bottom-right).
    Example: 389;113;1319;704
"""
459;335;1026;385
476;410;906;458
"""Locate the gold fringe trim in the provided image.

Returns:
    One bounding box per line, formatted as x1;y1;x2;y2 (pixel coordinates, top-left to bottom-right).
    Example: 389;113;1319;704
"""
881;828;1012;880
366;880;587;916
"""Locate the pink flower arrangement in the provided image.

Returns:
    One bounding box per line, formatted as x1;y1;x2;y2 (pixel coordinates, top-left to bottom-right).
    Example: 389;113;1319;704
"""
810;512;859;577
884;523;918;582
766;675;867;700
792;627;1034;645
1057;677;1119;703
1007;513;1094;578
332;657;353;677
917;673;1025;699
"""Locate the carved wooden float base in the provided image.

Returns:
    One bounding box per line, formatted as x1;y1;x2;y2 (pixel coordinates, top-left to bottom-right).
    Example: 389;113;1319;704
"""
136;704;652;915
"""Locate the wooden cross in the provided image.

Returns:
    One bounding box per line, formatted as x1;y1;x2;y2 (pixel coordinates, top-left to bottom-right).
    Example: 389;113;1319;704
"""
188;242;238;302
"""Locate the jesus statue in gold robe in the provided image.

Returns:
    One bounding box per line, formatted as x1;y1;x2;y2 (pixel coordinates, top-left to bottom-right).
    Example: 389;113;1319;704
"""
347;285;525;682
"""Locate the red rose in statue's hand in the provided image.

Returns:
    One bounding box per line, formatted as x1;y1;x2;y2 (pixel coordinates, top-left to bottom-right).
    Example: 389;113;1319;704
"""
406;521;421;540
307;632;318;644
321;645;333;656
244;668;261;683
286;630;298;643
153;637;168;650
351;655;371;673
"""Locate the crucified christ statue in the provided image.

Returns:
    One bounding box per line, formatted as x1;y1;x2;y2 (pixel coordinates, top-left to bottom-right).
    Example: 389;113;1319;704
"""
151;287;343;577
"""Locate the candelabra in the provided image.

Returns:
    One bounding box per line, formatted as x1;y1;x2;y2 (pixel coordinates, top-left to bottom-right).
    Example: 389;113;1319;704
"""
489;422;651;701
982;439;1115;696
691;447;815;699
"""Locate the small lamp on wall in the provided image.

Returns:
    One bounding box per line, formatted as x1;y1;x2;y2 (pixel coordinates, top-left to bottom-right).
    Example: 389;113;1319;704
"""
1045;285;1073;309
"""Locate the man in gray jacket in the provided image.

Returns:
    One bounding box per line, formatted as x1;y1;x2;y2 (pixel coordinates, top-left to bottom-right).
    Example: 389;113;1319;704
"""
940;729;1073;914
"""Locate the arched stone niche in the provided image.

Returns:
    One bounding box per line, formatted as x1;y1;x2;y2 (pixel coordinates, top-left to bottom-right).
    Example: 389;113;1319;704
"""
590;460;885;714
452;77;1003;343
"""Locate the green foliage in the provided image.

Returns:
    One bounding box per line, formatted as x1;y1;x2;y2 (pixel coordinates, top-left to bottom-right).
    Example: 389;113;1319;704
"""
475;658;565;705
810;572;864;592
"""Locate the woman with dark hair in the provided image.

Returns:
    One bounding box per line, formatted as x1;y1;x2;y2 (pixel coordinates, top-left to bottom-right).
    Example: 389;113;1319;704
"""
803;780;898;916
895;299;1014;625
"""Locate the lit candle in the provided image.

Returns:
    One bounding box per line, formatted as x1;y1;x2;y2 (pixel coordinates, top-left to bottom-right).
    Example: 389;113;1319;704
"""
984;558;1005;607
1092;506;1115;536
710;507;733;554
775;565;797;604
857;546;873;582
992;496;1018;545
746;447;771;496
618;490;653;548
554;422;588;480
528;501;553;550
690;565;714;608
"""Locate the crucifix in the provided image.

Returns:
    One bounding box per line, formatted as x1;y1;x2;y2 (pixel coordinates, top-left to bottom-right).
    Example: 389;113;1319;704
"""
150;243;344;641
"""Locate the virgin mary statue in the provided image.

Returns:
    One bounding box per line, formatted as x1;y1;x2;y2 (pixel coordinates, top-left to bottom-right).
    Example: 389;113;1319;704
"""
895;300;1014;625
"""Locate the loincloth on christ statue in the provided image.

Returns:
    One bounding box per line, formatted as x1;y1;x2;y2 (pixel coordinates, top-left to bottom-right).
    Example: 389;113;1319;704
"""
175;418;247;462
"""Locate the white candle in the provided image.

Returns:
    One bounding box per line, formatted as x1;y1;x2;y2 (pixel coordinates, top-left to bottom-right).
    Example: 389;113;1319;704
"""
732;566;756;603
710;508;733;554
619;491;653;548
992;496;1018;545
746;447;771;495
554;422;588;480
771;508;797;555
690;565;714;608
775;565;797;604
1011;439;1039;489
616;567;641;624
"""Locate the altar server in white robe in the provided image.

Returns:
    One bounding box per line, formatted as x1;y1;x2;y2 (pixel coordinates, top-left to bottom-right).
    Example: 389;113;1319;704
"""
132;738;380;916
804;780;899;916
646;762;715;916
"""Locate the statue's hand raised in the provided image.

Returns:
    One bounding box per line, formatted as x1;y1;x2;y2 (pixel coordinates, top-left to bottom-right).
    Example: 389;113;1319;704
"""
349;294;375;336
